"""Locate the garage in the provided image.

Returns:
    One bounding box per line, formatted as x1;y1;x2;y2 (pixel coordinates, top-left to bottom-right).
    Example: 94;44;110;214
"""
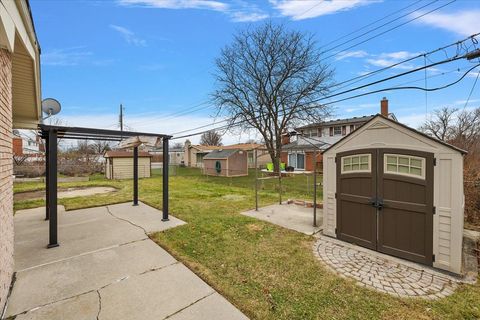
322;114;466;274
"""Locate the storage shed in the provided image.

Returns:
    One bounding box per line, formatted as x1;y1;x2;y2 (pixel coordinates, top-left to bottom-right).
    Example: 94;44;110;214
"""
203;149;248;177
105;151;152;179
322;114;466;274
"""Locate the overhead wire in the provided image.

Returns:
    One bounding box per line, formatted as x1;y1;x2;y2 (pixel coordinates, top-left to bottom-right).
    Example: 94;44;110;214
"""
172;63;480;140
123;0;455;125
173;55;479;139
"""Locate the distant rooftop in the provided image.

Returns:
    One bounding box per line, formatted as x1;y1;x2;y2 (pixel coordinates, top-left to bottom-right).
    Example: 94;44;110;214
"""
203;149;240;159
104;151;152;158
295;115;375;130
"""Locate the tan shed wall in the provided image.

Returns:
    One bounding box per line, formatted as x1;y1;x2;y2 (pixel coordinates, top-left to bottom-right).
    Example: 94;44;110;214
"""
204;151;248;177
322;117;464;274
0;48;14;312
204;159;228;176
106;157;151;179
228;151;248;176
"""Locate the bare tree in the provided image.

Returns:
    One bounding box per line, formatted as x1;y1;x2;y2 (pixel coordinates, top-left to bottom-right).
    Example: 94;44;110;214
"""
199;130;223;146
171;142;184;149
420;107;480;151
419;106;480;225
419;107;456;141
212;22;333;172
91;140;112;155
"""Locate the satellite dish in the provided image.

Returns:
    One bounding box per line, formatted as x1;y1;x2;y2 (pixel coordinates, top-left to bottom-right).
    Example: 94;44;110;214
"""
41;98;61;118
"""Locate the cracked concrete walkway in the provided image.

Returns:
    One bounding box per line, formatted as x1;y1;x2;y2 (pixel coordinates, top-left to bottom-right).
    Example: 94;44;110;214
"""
5;202;248;320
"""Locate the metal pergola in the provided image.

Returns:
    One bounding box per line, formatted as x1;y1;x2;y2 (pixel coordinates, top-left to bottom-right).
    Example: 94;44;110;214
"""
38;124;172;248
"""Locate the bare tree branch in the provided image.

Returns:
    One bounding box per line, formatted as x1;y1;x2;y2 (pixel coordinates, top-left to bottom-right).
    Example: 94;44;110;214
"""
211;22;334;172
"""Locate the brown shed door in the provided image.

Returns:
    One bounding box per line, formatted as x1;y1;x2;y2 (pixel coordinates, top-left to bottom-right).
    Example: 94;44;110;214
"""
336;149;434;265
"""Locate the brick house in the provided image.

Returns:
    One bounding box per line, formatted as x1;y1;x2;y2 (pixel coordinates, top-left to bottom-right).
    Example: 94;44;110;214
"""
281;98;395;171
0;0;41;313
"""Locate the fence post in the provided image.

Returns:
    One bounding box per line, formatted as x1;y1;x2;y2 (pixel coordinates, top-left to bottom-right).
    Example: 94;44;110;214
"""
133;146;138;206
255;149;258;211
313;150;317;228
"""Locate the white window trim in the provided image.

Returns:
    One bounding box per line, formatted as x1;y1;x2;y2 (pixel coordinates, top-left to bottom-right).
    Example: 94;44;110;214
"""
341;153;371;174
383;154;426;179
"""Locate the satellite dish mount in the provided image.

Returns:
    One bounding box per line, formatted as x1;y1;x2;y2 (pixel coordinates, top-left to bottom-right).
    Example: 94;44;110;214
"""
41;98;62;120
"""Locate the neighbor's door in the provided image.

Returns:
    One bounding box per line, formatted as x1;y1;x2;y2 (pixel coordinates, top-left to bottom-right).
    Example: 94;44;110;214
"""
336;149;434;265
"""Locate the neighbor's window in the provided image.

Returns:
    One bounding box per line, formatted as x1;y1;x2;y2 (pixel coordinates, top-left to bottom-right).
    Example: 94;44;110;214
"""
288;152;305;170
384;154;425;179
341;154;371;173
333;126;342;135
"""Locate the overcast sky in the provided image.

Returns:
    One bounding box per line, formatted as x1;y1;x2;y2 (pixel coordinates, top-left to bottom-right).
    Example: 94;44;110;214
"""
31;0;480;144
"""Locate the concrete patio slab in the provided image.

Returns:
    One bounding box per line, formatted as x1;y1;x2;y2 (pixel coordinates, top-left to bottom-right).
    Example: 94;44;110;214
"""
7;240;177;316
5;202;247;320
13;291;99;320
14;206;147;271
168;292;248;320
107;201;186;233
99;263;214;320
241;203;322;235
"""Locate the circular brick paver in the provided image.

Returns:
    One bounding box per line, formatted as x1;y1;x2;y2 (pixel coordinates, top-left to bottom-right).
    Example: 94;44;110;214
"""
313;236;460;299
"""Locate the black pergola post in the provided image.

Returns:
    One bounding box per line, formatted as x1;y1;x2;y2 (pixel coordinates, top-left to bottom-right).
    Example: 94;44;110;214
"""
45;135;49;220
47;129;59;248
133;146;139;206
162;137;169;221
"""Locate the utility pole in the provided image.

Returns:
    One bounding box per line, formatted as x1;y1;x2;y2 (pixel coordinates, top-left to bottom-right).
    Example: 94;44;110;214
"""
119;104;124;132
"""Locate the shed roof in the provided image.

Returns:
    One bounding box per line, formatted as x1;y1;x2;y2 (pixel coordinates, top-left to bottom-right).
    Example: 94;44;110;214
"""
203;149;240;159
190;143;266;152
104;151;152;158
282;139;329;151
322;114;467;155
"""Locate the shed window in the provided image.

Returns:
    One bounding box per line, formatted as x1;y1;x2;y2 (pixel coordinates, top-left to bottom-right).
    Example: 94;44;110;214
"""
384;154;425;179
341;154;370;173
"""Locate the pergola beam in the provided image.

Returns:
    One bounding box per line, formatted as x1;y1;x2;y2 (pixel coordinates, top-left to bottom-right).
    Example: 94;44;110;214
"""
40;124;171;249
162;137;169;221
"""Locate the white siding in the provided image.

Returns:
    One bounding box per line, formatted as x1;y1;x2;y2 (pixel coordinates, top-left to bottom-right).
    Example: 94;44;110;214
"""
323;117;464;274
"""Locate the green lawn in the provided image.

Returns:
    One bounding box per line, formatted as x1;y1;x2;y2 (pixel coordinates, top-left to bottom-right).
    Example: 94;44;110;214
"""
13;168;480;319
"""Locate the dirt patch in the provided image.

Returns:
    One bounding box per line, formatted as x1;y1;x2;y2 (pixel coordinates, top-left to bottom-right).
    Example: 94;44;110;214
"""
221;194;246;201
246;223;264;232
14;187;117;201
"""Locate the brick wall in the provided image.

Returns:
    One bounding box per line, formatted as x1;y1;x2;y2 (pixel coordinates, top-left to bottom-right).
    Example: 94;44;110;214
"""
0;48;14;313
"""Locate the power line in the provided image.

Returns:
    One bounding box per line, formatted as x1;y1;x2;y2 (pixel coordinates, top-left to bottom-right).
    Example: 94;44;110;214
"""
121;1;453;127
463;69;480;109
321;0;440;56
172;64;480;140
172;46;472;136
321;0;456;61
320;0;424;49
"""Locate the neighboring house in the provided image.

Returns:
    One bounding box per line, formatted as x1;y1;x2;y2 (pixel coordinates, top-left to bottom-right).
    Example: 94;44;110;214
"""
0;0;42;313
104;151;152;179
184;140;269;168
12;130;42;157
322;114;466;275
148;146;185;166
203;149;248;177
281;98;395;171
